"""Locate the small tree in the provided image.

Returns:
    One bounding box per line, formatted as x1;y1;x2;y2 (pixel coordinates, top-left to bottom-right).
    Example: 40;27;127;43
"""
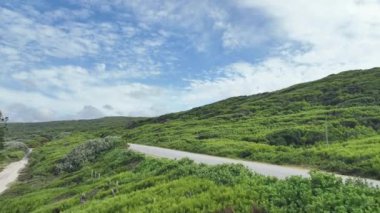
0;111;8;150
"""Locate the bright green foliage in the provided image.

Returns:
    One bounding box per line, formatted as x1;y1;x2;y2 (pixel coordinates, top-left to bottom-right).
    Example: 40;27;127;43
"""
5;69;380;178
1;68;380;212
0;134;379;213
123;68;380;179
6;117;143;143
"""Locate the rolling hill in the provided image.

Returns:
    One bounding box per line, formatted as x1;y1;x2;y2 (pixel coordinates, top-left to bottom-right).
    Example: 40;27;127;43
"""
1;68;380;212
124;68;380;179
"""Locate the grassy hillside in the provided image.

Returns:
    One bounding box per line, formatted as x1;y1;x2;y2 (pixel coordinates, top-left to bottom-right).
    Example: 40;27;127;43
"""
0;117;143;170
0;133;379;212
6;117;143;146
124;68;380;179
1;68;380;212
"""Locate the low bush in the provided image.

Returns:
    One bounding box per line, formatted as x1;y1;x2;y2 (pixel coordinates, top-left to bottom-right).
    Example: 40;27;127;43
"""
196;132;219;140
266;128;324;146
1;142;379;213
54;136;121;174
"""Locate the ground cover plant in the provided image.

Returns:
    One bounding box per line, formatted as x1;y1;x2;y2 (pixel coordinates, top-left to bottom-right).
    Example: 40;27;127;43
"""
2;68;380;212
124;68;380;179
0;133;379;213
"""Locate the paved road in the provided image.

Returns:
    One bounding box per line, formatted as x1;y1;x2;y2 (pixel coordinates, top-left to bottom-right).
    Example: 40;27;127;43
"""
0;149;32;194
129;144;380;188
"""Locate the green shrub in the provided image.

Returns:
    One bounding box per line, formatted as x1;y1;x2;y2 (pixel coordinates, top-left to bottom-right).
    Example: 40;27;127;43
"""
196;164;252;185
340;119;358;128
358;117;380;131
266;128;324;146
196;132;219;140
54;136;121;174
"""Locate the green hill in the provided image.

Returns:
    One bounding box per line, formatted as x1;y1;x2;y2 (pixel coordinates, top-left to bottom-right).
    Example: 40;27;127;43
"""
1;68;380;212
125;68;380;179
1;117;143;170
6;116;143;142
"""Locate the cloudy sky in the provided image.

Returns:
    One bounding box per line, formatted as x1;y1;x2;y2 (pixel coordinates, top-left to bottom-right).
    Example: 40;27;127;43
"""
0;0;379;122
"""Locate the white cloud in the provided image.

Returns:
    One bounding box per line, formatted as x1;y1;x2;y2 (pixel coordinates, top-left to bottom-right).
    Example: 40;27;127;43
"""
4;103;54;122
182;0;380;107
0;3;177;122
237;0;380;67
0;7;99;61
1;64;179;122
1;0;380;122
0;5;166;79
209;6;280;49
81;0;274;51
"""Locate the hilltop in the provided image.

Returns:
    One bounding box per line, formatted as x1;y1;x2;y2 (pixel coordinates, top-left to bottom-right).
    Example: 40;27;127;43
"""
7;116;143;141
125;68;380;179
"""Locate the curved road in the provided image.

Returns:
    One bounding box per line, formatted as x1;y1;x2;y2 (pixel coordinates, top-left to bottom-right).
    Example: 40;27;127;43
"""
0;149;32;194
129;144;380;188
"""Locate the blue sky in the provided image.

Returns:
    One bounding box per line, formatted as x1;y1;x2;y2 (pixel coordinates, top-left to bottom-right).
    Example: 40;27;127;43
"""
1;0;380;122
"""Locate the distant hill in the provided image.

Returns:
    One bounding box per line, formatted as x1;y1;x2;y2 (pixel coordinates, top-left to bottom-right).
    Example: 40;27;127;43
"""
7;116;144;143
125;68;380;179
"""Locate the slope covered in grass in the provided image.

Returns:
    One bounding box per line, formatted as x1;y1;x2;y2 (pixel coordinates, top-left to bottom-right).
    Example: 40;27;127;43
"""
1;117;142;170
6;117;143;146
0;133;379;213
1;68;380;212
124;68;380;179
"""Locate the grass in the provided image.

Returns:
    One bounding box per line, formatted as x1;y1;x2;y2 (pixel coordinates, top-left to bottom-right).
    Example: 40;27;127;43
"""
123;68;380;179
5;69;380;179
0;133;379;212
1;68;380;212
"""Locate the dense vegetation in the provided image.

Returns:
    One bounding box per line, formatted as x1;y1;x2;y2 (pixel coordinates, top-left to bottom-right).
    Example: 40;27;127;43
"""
1;68;380;212
124;68;380;179
0;133;379;212
1;117;140;171
6;69;380;179
7;117;143;142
